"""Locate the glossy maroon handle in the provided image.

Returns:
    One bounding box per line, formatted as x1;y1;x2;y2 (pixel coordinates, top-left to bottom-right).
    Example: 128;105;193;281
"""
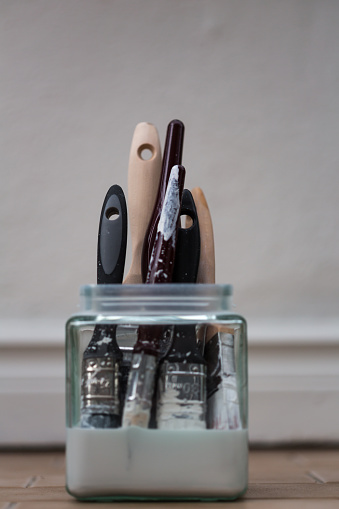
146;164;185;284
141;119;185;281
134;164;186;355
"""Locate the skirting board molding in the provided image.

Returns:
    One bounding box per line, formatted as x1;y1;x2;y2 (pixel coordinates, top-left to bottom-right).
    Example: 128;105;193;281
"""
249;319;339;444
0;319;338;446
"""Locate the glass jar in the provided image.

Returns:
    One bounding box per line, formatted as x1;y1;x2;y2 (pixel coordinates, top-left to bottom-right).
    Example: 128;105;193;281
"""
65;284;248;501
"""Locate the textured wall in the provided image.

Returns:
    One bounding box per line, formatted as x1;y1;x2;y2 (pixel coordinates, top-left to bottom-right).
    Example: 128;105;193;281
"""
1;0;339;326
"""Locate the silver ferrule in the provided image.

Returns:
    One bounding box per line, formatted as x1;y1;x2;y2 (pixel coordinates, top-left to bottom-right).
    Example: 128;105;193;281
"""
81;356;120;417
220;333;241;429
222;333;236;374
122;352;157;428
207;333;241;430
157;361;207;430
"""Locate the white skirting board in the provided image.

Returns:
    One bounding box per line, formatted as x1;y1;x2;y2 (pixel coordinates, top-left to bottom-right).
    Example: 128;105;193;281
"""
0;319;338;446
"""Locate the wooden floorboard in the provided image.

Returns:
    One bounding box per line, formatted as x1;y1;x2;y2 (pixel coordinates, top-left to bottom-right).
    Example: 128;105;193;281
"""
0;449;338;507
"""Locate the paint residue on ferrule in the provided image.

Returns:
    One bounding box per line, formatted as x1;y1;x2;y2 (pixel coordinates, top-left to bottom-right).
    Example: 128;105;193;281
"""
156;361;207;430
122;352;157;428
207;333;241;430
80;356;121;428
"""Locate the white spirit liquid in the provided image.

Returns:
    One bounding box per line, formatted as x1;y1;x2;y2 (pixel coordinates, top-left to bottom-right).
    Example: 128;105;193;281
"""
66;426;248;499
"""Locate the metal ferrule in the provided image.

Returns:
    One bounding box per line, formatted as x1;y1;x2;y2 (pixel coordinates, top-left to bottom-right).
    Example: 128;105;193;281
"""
122;352;157;428
80;356;120;419
157;361;207;430
220;333;240;429
222;333;236;374
207;333;241;430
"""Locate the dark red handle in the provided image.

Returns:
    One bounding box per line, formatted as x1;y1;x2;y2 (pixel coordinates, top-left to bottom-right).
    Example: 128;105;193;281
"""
141;119;185;281
135;164;186;356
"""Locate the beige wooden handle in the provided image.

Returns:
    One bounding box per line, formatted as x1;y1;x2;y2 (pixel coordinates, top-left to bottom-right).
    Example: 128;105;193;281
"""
191;187;215;285
191;188;232;339
123;122;162;284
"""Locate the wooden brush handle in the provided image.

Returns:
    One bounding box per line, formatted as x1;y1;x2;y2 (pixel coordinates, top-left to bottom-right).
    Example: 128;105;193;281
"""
191;188;232;340
123;122;162;284
191;187;215;285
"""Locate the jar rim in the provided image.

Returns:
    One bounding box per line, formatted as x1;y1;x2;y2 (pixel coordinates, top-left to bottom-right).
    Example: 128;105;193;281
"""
77;284;234;316
80;283;233;298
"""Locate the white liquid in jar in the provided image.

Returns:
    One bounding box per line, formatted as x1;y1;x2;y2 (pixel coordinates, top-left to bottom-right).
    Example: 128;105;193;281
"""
66;426;248;499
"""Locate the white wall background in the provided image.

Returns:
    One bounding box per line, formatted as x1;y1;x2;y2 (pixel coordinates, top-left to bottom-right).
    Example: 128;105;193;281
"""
1;0;339;444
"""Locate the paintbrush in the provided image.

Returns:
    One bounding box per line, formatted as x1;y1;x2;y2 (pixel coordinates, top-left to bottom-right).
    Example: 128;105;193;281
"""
205;331;241;430
191;187;241;430
80;185;127;428
141;119;185;281
114;123;162;404
157;189;207;430
122;165;186;428
123;122;162;284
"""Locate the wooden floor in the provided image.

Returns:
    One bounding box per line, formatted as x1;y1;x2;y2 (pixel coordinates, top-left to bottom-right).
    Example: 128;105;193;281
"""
0;448;338;508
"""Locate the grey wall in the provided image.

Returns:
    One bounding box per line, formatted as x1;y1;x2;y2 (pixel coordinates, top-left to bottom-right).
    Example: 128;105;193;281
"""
2;0;339;328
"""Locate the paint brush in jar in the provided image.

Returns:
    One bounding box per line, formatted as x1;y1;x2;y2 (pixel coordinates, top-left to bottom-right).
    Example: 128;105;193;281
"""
204;330;241;430
117;120;178;373
191;187;241;430
122;165;186;428
157;189;208;430
141;119;185;281
80;185;127;428
112;123;163;403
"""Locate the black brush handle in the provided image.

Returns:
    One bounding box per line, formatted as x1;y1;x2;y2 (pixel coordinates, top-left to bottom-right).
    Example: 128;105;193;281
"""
83;324;121;359
172;189;200;283
81;185;127;428
97;184;127;285
165;324;205;363
84;185;128;360
164;189;204;363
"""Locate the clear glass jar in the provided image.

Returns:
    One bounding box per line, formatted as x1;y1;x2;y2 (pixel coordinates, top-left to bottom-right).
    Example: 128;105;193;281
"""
65;284;248;501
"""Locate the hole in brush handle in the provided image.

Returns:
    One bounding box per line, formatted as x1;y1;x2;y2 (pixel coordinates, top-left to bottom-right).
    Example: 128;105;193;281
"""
138;143;154;161
105;207;120;221
180;213;193;229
